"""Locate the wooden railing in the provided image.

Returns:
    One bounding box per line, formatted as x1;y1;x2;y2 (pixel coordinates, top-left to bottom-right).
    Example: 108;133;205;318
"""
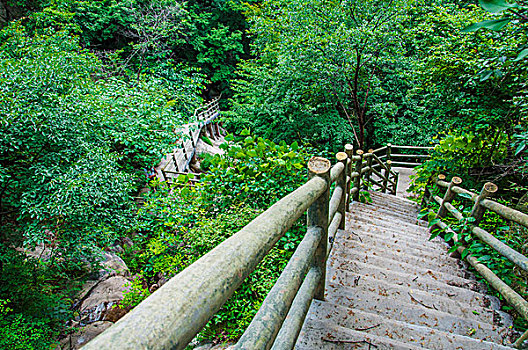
372;143;433;168
160;97;221;182
82;143;397;350
423;175;528;348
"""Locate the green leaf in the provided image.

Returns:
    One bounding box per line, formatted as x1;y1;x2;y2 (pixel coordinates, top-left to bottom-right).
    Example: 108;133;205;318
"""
240;129;250;136
444;231;455;241
515;143;526;155
479;0;517;13
461;248;470;260
428;218;441;227
462;18;512;32
514;48;528;61
225;134;234;142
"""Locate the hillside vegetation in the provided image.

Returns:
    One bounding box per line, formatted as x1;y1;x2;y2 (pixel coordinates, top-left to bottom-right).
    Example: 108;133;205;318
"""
0;0;527;348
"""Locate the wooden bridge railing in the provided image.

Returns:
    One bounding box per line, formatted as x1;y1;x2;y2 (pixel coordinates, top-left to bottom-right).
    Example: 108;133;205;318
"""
372;143;433;168
423;175;528;348
160;97;221;182
82;143;397;350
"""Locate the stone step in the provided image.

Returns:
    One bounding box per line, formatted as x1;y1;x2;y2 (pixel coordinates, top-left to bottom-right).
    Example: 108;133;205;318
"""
333;232;463;271
304;300;515;349
345;218;431;241
325;284;512;339
328;267;496;310
335;229;451;262
351;198;419;216
349;207;426;229
341;224;449;254
295;318;427;350
324;272;499;325
367;193;419;213
348;215;428;236
368;190;420;207
330;244;469;279
350;201;424;225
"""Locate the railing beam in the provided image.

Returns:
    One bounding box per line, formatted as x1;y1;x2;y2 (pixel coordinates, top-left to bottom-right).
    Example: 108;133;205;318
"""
83;170;328;350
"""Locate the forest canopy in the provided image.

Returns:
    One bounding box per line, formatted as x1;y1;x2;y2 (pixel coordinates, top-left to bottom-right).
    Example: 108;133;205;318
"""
0;0;527;348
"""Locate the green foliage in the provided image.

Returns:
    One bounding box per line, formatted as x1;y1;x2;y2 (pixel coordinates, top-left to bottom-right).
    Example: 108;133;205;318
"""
201;130;312;210
119;277;151;310
0;299;56;350
122;134;311;341
229;0;414;150
420;184;528;331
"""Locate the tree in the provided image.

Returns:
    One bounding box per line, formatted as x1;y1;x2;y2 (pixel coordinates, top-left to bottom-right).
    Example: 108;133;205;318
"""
229;0;411;149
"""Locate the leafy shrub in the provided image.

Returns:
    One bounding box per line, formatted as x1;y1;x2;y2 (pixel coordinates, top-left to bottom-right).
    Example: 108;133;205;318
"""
0;299;56;350
200;129;312;211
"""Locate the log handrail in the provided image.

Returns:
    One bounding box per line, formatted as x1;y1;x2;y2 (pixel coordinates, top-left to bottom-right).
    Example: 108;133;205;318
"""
424;175;528;347
85;141;408;349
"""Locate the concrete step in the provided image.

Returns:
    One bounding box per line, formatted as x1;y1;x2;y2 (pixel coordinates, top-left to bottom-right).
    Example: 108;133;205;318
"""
324;272;499;325
335;229;452;262
330;244;470;279
350;199;419;217
350;201;424;225
304;300;515;349
368;190;420;207
367;193;419;213
345;218;432;241
340;224;449;254
333;232;464;271
348;215;429;236
325;283;512;339
295;318;427;350
328;267;497;310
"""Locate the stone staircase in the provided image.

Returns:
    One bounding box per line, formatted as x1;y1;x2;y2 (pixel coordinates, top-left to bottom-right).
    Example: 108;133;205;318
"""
295;191;515;349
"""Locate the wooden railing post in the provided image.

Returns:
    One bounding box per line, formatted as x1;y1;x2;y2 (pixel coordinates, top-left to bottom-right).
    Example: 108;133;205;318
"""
391;171;399;195
471;182;498;225
386;143;392;162
353;150;363;202
421;175;434;208
382;160;392;194
307;157;331;300
336;152;348;229
344;144;354;209
365;149;374;189
437;176;462;219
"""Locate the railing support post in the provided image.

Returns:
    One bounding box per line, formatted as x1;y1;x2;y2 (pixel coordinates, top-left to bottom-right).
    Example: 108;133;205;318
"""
391;171;399;195
365;149;374;190
471;182;498;225
353;150;364;202
345;144;354;210
307;157;331;301
382;160;392;194
386;143;392;162
437;176;462;219
421;175;434;208
336;152;348;229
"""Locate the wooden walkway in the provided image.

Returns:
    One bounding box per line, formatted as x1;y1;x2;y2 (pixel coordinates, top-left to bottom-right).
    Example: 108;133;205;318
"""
157;98;221;183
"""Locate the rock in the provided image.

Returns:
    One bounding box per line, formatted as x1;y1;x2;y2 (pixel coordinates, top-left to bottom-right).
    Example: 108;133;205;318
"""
79;276;131;325
60;321;113;350
97;252;130;279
